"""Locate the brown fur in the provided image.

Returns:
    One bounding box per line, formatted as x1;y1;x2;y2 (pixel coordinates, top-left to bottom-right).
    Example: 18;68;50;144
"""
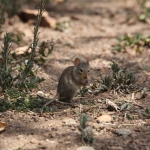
42;57;90;107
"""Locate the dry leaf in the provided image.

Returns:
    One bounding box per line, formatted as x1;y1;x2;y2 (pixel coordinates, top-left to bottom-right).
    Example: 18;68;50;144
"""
0;122;8;131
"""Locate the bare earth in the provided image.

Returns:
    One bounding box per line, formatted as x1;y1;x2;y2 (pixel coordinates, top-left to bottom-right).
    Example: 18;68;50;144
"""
0;0;150;150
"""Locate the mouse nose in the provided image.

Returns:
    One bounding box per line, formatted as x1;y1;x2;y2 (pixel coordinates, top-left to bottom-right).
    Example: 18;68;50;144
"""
83;74;88;79
84;76;87;79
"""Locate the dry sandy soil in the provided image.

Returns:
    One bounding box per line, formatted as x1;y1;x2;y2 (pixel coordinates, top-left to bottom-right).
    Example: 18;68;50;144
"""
0;0;150;150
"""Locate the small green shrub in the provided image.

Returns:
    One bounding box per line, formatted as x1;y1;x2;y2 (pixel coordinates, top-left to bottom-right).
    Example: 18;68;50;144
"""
0;95;48;112
100;74;113;91
0;33;13;90
0;0;48;112
95;61;135;94
1;0;22;17
137;0;150;22
78;114;94;143
37;39;56;63
126;113;135;120
112;34;150;53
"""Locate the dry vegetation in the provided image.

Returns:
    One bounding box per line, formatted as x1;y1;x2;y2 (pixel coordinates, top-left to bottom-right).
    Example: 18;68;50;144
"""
0;0;150;150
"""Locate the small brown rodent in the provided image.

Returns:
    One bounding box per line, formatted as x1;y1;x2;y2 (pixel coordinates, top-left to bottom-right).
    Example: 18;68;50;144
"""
42;57;90;107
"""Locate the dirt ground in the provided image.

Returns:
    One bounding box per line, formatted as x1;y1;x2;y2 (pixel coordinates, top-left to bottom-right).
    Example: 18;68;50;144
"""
0;0;150;150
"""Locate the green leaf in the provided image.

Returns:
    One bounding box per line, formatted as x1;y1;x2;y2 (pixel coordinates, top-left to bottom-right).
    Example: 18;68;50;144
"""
120;103;128;111
112;44;121;52
139;14;146;21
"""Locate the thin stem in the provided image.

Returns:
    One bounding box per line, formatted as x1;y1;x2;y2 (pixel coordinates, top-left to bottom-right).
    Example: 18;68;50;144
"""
20;0;45;83
2;33;11;72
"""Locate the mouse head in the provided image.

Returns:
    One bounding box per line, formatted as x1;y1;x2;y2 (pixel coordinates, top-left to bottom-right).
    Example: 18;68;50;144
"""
74;57;90;81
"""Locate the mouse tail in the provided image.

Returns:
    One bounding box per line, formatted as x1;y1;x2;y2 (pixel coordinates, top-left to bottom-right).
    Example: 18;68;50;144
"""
43;94;59;107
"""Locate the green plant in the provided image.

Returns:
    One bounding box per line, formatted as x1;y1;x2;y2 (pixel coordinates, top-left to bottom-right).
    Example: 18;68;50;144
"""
0;95;49;112
111;62;135;92
56;21;71;32
0;33;13;91
96;61;135;94
19;1;44;84
1;0;23;17
136;0;150;22
120;102;132;111
126;113;135;120
100;74;113;91
0;0;47;112
10;30;25;45
11;39;56;64
79;86;88;97
0;98;12;112
127;0;150;23
112;34;150;53
38;39;56;63
78;114;94;143
0;0;45;90
143;108;150;118
138;7;150;22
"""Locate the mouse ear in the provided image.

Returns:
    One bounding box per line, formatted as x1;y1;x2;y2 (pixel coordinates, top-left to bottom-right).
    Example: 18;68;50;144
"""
74;57;81;67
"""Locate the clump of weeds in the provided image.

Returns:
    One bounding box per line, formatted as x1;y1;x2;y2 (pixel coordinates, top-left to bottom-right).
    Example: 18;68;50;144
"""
78;114;94;143
0;0;55;112
112;34;150;53
94;61;135;94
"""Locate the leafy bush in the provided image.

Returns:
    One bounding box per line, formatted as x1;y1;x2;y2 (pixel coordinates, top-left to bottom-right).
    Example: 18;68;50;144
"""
78;114;94;143
95;61;135;94
1;0;22;17
0;95;48;112
0;0;48;112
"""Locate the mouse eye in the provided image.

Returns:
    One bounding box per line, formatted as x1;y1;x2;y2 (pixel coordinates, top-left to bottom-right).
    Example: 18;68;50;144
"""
88;69;90;72
80;68;83;72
